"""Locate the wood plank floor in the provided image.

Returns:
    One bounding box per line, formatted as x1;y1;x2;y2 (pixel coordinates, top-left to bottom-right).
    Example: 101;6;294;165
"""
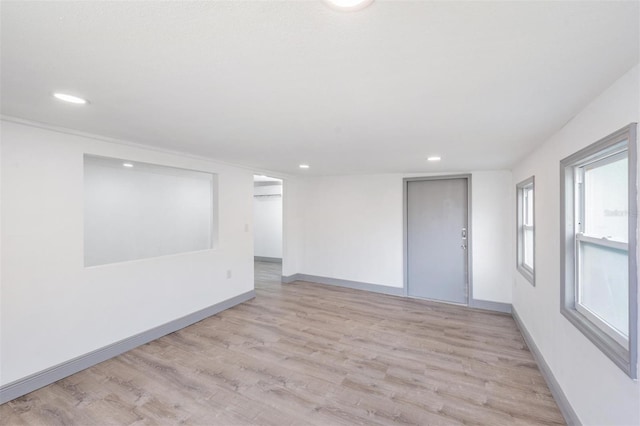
1;262;564;425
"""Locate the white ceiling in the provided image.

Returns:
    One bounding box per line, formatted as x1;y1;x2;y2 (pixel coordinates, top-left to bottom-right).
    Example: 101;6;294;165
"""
1;1;638;175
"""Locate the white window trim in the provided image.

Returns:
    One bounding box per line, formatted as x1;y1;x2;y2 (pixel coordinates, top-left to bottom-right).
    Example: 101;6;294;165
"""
560;123;638;379
516;176;535;285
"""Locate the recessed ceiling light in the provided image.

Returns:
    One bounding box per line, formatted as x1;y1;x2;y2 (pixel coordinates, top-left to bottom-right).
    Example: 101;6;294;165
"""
123;163;134;168
299;164;310;169
427;156;442;162
323;0;373;11
53;92;88;104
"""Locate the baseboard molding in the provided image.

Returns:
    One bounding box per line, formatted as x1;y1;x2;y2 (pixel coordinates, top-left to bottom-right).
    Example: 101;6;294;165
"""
282;273;404;296
282;274;511;313
469;298;512;314
254;256;282;264
512;307;581;426
281;274;299;284
0;290;255;405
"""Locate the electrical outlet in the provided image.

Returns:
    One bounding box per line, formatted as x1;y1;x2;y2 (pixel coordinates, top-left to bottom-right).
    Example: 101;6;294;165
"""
226;270;232;279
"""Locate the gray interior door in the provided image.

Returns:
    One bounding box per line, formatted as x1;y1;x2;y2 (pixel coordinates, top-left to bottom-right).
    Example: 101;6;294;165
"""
407;178;468;303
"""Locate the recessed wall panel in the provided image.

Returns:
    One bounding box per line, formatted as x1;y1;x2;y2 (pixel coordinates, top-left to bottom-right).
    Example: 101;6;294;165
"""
84;155;217;266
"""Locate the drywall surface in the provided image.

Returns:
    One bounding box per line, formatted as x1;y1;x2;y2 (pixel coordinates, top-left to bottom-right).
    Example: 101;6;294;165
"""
470;171;514;303
282;178;303;278
0;120;254;385
253;183;282;259
298;174;404;287
294;171;513;303
512;64;640;426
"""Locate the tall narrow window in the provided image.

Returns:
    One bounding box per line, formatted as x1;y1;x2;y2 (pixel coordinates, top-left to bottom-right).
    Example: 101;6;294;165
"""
560;123;637;379
517;177;535;285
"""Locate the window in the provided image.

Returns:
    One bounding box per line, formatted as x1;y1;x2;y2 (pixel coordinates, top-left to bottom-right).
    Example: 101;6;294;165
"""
560;123;637;379
517;177;535;285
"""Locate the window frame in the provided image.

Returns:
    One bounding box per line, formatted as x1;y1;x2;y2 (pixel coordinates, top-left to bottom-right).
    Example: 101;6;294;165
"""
560;123;638;379
516;176;535;285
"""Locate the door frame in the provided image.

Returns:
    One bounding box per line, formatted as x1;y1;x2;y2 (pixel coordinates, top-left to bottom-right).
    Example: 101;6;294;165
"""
402;174;473;305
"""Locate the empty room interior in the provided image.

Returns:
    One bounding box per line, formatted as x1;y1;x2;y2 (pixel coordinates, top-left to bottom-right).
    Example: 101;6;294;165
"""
1;1;639;425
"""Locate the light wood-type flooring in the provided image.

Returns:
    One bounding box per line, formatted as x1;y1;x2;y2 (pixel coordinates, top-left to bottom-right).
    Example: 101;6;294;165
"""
1;262;565;425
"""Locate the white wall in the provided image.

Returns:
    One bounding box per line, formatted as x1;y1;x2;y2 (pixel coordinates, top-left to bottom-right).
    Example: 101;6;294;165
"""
290;171;513;304
0;120;254;385
512;64;639;426
471;171;514;303
282;178;303;278
298;174;403;287
253;183;282;259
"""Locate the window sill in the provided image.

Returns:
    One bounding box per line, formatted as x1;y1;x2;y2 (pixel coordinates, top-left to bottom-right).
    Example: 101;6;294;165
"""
560;305;635;379
517;264;535;286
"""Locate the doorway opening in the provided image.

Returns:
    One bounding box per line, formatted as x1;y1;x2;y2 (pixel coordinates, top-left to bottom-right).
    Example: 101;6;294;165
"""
253;175;283;286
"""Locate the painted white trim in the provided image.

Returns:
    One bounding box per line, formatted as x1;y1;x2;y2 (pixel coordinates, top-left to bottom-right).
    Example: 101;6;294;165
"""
576;234;627;251
0;290;255;404
512;308;581;426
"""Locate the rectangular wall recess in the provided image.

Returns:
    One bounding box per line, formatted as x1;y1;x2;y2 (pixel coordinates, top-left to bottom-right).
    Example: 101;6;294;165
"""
83;155;218;267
